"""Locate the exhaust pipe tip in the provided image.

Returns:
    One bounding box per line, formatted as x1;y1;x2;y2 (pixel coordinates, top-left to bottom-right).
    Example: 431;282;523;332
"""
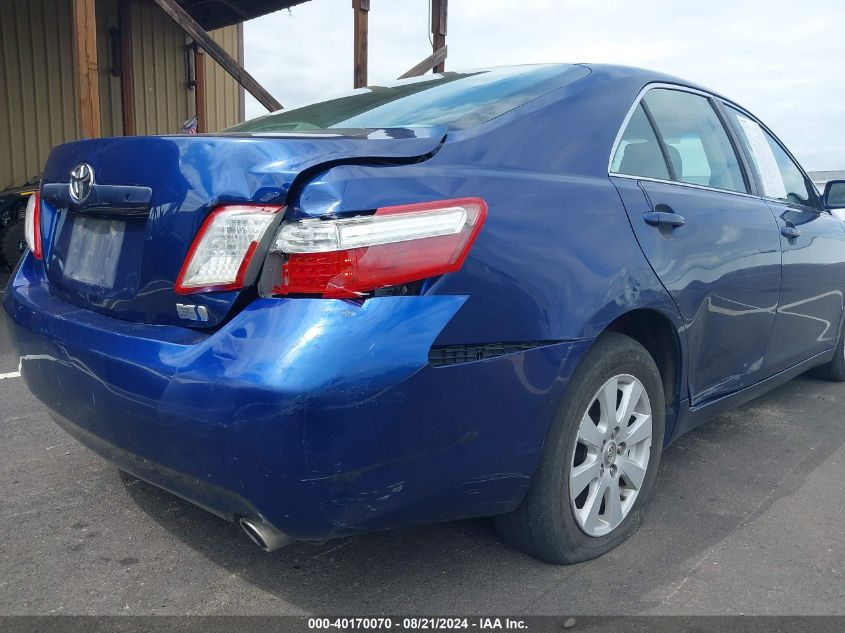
239;517;294;553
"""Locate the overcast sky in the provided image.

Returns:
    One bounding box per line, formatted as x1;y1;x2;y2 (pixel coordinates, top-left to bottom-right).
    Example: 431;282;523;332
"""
243;0;844;171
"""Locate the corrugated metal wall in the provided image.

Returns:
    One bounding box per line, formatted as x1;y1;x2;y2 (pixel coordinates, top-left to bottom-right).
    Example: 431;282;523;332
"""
204;23;246;132
0;0;245;187
0;0;79;188
129;3;244;135
129;0;193;136
96;0;124;137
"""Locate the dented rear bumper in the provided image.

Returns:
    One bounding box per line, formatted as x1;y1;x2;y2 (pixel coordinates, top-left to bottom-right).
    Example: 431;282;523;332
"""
4;254;591;539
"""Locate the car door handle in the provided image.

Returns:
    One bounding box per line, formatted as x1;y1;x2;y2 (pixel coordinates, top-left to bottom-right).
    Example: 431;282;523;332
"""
781;226;801;239
644;210;686;228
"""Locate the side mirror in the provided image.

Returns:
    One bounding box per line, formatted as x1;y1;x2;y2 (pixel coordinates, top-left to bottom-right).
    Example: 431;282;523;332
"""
823;180;845;209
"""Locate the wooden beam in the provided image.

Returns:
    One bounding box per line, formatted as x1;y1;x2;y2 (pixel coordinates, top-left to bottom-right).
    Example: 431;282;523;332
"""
237;22;246;122
150;0;283;112
353;0;369;89
431;0;447;73
194;45;207;133
119;1;135;136
71;0;101;138
397;46;448;80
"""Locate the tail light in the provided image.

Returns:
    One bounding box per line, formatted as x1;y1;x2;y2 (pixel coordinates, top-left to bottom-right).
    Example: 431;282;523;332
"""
176;204;282;294
24;192;42;260
270;197;487;298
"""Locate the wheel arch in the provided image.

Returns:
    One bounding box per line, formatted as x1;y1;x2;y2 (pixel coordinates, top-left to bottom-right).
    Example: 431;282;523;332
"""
602;307;685;443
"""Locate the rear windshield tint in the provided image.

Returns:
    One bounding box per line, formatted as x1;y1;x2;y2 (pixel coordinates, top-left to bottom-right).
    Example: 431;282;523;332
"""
227;64;590;134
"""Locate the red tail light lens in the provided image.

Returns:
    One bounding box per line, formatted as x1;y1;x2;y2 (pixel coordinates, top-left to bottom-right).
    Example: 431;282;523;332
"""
271;197;487;298
24;192;42;259
175;204;282;294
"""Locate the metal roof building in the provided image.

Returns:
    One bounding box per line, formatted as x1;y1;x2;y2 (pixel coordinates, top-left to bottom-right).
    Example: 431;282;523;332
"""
0;0;450;190
0;0;309;189
175;0;310;29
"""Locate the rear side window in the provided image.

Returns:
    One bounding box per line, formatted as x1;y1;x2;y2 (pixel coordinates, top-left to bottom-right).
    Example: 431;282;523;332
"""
724;106;818;208
610;104;670;180
643;89;748;193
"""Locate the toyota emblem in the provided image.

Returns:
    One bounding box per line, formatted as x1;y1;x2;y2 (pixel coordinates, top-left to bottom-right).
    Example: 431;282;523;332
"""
69;163;95;203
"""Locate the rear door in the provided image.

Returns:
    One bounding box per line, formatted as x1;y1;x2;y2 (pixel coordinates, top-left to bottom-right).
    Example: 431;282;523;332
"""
723;105;845;372
610;87;782;406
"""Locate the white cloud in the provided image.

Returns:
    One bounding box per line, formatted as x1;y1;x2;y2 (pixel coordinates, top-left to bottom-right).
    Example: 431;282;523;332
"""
244;0;844;170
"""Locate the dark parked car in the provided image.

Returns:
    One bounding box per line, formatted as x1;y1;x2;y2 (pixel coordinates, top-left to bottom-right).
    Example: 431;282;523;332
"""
0;175;40;270
5;64;845;563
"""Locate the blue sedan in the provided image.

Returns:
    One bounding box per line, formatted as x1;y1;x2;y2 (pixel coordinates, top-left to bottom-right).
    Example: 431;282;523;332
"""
6;64;845;563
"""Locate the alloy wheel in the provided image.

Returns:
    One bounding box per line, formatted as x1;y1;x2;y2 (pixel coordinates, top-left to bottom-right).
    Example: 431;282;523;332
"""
569;374;653;537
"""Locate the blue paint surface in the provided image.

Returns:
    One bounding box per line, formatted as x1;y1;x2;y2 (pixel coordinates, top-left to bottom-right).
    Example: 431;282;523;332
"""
5;64;844;538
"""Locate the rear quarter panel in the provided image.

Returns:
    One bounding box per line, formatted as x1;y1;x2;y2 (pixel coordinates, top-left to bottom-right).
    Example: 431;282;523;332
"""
291;70;689;439
294;70;684;344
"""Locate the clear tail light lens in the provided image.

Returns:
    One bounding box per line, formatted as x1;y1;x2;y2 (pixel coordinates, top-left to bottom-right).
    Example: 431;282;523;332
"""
24;192;42;260
271;197;487;298
175;204;282;294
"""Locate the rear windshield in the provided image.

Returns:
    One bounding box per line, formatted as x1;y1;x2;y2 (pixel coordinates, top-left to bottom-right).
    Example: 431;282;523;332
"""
227;64;590;134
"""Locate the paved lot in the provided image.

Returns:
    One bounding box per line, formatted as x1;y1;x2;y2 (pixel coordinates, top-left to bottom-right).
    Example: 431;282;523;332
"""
0;288;843;616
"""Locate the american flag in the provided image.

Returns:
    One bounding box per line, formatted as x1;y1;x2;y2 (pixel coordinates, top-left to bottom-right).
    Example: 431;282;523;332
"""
181;116;198;134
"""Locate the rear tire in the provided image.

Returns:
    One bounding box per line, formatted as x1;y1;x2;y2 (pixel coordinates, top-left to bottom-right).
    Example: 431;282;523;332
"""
494;332;665;564
808;319;845;382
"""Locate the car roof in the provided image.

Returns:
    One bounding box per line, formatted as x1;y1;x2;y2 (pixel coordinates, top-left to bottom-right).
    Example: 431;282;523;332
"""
582;63;723;97
456;63;732;108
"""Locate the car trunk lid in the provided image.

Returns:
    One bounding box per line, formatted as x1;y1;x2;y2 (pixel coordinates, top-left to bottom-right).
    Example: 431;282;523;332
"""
38;129;444;327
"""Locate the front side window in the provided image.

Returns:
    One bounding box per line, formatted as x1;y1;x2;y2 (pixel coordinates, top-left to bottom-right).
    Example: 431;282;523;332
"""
643;89;748;193
724;106;817;208
610;104;670;180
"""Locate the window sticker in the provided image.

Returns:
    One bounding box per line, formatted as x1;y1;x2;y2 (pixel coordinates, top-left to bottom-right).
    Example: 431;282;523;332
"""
737;114;786;198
